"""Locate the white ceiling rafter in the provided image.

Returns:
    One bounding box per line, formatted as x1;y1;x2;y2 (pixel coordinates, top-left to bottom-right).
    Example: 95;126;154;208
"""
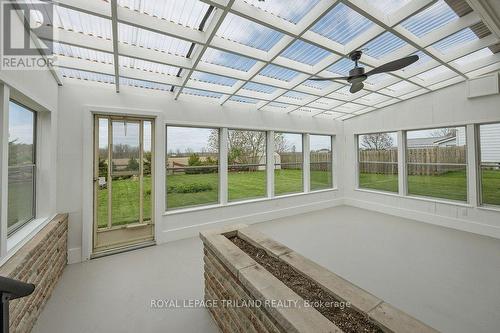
32;0;500;120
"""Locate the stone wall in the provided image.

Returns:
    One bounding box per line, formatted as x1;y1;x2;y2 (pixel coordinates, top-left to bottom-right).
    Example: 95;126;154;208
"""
0;214;68;333
200;224;439;333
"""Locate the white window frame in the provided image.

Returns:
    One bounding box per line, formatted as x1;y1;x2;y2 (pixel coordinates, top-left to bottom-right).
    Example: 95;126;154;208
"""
476;122;500;208
273;131;305;197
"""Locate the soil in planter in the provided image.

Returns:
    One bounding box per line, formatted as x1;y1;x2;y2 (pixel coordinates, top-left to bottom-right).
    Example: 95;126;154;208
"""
229;237;383;333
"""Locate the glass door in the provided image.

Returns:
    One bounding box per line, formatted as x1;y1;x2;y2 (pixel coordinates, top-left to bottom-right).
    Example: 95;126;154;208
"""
93;115;154;254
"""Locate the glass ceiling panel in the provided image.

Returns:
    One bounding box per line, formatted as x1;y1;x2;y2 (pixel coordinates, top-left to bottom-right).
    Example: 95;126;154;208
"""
365;73;393;86
118;24;193;56
452;48;493;67
120;78;172;91
190;71;238;87
400;0;457;37
258;64;300;82
182;88;223;99
53;42;113;64
280;40;331;66
326;58;354;75
400;50;433;73
229;96;260;104
217;13;284;51
267;102;289;109
119;56;180;76
242;82;277;94
53;6;112;39
311;3;374;45
281;90;311;101
413;65;455;82
370;0;411;14
381;80;419;96
117;0;212;29
243;0;321;24
363;32;407;59
432;28;478;53
201;48;258;72
302;79;336;91
60;68;115;84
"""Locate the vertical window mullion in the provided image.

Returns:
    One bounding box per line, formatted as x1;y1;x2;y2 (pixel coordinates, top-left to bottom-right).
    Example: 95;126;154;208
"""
303;134;310;193
0;84;8;257
267;130;274;198
466;124;478;206
398;130;407;196
219;128;228;205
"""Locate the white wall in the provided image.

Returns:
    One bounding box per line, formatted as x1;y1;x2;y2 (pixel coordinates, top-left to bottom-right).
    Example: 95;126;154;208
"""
57;80;344;263
343;81;500;239
0;8;59;264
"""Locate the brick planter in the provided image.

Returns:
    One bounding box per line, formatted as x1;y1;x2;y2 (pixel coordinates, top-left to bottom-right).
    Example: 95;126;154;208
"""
200;224;439;333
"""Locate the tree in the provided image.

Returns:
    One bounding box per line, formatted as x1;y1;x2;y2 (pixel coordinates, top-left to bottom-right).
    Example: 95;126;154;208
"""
127;157;139;171
360;133;394;150
430;128;457;138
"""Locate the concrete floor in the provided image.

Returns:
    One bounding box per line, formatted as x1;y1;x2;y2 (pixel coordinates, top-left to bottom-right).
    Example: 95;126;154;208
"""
33;206;500;333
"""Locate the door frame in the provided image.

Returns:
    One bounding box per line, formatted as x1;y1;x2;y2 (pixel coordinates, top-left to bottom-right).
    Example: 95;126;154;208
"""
92;114;155;254
81;107;164;262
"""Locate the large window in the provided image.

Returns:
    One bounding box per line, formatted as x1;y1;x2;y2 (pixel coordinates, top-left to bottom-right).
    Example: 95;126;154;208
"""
479;123;500;206
406;127;467;202
166;126;219;210
228;129;266;202
8;101;36;234
310;135;332;191
358;132;398;192
274;132;303;196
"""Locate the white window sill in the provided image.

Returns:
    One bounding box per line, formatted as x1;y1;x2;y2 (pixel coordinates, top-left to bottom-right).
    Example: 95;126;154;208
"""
2;216;54;266
477;205;500;213
164;188;338;216
354;188;473;208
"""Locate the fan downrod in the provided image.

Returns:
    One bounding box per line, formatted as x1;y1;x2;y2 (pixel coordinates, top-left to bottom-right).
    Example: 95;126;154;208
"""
349;50;363;67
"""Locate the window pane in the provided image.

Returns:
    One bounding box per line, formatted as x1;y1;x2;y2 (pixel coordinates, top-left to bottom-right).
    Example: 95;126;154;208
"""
8;102;36;234
143;121;153;221
358;132;398;192
479;123;500;206
406;127;467;201
8;102;35;166
310;135;332;191
8;166;35;230
166;127;219;210
97;118;109;229
111;121;141;226
274;133;303;196
228;129;266;202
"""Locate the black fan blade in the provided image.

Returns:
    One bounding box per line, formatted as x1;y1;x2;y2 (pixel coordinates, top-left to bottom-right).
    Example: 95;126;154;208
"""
309;76;349;81
350;82;364;94
366;54;419;76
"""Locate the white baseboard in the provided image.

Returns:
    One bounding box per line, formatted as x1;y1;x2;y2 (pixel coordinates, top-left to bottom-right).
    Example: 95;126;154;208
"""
68;247;82;264
344;198;500;239
159;198;344;243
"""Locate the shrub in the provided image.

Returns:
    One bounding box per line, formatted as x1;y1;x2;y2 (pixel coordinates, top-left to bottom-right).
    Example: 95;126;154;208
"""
168;183;213;193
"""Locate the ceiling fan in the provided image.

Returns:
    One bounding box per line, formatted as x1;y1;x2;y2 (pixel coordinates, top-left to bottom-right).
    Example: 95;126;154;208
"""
311;50;419;94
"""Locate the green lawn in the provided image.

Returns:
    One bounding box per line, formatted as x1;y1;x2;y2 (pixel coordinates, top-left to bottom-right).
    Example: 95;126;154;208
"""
95;169;500;228
360;170;500;203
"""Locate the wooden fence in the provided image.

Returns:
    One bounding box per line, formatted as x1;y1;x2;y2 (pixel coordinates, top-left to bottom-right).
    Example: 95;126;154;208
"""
359;146;466;175
280;152;331;170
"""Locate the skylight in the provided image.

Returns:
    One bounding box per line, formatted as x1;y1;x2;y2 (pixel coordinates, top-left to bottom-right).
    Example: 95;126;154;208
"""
43;0;499;119
119;57;180;76
400;0;458;37
243;0;321;24
242;82;278;94
311;3;374;45
217;13;284;51
190;72;238;87
201;48;258;72
117;0;212;29
118;24;194;57
258;64;300;82
53;6;112;39
280;40;331;66
432;28;478;53
370;0;412;14
362;32;408;59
